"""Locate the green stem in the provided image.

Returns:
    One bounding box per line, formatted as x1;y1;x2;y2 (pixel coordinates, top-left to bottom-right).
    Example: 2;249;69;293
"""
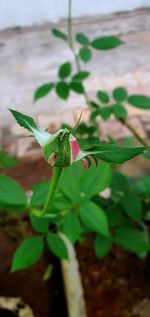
68;0;73;49
120;119;148;146
68;0;80;71
67;0;92;111
42;167;63;216
67;0;100;140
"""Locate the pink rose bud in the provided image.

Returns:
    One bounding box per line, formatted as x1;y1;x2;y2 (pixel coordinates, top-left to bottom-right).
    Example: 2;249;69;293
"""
69;135;80;163
47;132;80;167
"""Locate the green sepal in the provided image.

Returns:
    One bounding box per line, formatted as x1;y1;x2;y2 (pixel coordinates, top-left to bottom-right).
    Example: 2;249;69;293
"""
9;109;51;147
75;143;148;164
43;129;71;167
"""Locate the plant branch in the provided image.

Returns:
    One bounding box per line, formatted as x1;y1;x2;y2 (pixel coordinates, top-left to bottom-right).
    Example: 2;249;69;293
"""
67;0;147;146
42;167;63;216
68;0;73;49
120;119;148;146
68;0;81;72
67;0;91;107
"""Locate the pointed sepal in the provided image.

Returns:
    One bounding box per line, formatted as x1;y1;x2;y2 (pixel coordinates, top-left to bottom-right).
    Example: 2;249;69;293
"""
9;109;51;146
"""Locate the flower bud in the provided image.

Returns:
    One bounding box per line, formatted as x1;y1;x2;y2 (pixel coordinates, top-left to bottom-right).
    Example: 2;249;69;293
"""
43;129;80;167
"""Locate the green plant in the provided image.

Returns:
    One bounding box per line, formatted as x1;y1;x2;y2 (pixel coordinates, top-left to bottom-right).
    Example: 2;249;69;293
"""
34;0;150;148
1;0;150;273
0;109;149;272
32;0;150;262
0;150;19;170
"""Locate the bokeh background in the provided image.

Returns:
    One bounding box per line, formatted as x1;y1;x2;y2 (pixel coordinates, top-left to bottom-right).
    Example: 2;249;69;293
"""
1;0;150;167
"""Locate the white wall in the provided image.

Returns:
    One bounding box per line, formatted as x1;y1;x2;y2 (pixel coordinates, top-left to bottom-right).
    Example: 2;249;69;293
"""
0;0;150;29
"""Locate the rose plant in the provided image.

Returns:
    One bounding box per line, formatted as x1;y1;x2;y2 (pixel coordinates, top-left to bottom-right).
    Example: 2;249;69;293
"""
31;0;150;263
0;108;149;272
34;0;150;148
0;0;150;273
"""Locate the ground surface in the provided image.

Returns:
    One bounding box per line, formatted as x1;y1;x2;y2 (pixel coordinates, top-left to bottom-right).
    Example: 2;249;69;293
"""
77;236;150;317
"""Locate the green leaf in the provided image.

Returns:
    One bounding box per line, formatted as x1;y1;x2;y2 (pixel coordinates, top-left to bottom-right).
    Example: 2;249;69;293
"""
79;201;109;236
47;232;68;259
113;87;128;102
59;163;82;201
79;47;92;63
9;109;38;133
70;82;84;94
11;236;44;272
80;163;112;198
97;90;109;104
81;143;147;164
0;174;26;210
114;226;150;254
128;95;150;109
90;101;99;110
144;150;150;160
99;107;112;120
90;110;100;121
91;36;123;50
123;191;142;221
58;62;72;79
76;33;89;45
0;151;18;169
31;181;49;207
30;215;50;233
90;107;112;121
52;28;67;41
9;109;51;146
59;162;111;202
111;171;129;195
75;146;147;166
112;104;127;120
129;177;149;199
75;122;97;135
50;193;71;215
61;123;72;131
94;234;112;258
61;212;81;244
142;177;150;197
34;83;54;101
107;202;126;226
72;71;90;81
56;82;69;100
75;140;148;164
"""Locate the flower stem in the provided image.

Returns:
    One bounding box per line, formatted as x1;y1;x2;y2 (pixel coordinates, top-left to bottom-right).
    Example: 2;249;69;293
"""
42;167;63;216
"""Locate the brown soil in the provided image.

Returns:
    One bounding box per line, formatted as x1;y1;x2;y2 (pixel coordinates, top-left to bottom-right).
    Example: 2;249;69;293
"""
4;156;52;190
0;157;67;317
76;236;150;317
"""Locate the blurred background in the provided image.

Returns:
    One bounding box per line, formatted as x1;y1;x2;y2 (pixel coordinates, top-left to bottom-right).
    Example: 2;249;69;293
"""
0;0;150;29
0;0;150;159
0;0;150;28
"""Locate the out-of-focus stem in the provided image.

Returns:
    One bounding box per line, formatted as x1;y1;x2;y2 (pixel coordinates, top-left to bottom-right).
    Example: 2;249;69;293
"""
67;0;91;109
120;119;148;146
